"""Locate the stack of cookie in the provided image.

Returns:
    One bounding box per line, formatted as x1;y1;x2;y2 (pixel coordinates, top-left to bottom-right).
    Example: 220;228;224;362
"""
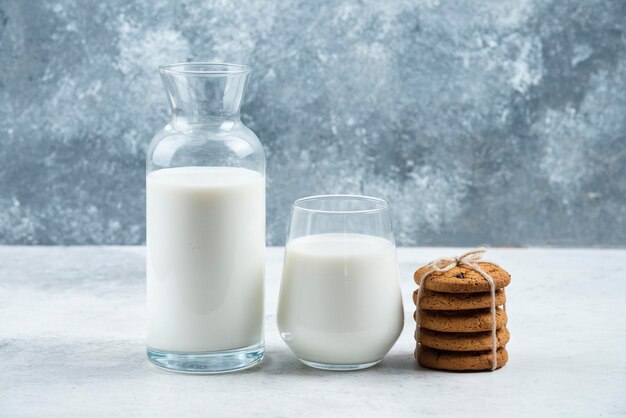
413;262;511;371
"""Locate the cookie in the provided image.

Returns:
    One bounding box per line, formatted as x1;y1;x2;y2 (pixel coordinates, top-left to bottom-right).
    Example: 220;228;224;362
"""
416;346;508;371
415;307;507;332
414;262;511;293
417;327;510;351
413;288;506;310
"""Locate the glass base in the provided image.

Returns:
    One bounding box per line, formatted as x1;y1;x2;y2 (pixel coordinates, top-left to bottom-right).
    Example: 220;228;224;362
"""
300;358;381;371
147;341;264;374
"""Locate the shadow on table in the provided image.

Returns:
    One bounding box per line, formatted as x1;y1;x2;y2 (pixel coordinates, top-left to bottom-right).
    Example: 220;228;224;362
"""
254;350;428;377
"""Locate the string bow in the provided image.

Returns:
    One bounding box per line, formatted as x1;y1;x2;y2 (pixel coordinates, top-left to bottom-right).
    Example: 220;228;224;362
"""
415;248;501;371
429;248;487;272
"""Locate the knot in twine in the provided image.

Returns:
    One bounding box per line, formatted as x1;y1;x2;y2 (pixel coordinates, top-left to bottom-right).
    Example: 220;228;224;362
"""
415;248;501;371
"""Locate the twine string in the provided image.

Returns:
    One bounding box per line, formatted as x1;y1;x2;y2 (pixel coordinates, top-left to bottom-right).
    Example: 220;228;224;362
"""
415;248;500;371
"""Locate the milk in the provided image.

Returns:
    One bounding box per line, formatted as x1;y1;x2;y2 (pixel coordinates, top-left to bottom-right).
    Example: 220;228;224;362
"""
147;166;264;353
277;233;403;365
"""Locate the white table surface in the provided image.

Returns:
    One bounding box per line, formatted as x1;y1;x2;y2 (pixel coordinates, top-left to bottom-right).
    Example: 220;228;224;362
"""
1;246;625;417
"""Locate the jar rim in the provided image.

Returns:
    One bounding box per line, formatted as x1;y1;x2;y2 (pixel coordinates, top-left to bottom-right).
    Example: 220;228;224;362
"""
159;62;251;76
292;194;390;215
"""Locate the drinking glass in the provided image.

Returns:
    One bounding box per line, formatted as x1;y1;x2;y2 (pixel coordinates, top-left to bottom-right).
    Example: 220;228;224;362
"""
277;195;404;370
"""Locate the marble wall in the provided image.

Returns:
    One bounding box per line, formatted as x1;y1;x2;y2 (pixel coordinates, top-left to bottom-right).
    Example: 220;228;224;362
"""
0;0;624;246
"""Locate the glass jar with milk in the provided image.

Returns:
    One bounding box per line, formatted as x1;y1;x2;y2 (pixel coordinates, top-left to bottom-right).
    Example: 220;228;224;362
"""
277;195;404;370
146;63;265;373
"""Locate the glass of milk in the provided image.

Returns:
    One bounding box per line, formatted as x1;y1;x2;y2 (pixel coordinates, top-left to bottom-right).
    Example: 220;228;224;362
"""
277;195;404;370
146;63;265;373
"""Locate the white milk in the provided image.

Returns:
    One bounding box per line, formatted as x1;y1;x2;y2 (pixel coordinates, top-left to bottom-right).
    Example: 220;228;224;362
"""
277;233;403;365
147;166;264;353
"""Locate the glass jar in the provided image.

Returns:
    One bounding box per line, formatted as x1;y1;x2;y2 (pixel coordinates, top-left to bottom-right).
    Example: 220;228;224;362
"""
146;63;265;373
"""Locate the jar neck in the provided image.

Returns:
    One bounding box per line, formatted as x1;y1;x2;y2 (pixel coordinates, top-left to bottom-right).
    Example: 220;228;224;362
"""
171;111;240;128
159;64;249;128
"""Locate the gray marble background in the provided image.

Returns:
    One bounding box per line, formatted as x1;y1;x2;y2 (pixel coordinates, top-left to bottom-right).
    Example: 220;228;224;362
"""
0;0;624;246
